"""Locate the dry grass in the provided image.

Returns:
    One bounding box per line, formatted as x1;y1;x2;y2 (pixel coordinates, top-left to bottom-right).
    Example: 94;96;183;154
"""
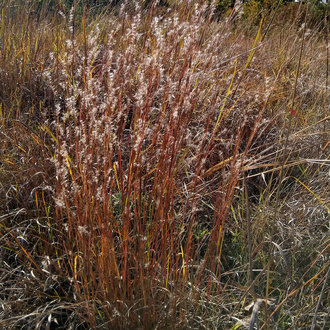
0;1;329;329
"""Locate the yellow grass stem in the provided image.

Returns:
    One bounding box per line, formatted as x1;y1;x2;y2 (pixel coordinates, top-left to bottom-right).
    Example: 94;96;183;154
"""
245;16;264;70
213;59;237;136
293;177;330;212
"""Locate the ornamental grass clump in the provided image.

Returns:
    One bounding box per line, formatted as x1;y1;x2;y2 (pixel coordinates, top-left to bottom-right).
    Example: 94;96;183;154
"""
40;1;272;327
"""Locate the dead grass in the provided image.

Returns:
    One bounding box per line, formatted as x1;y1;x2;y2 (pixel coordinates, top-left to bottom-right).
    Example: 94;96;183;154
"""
0;1;329;329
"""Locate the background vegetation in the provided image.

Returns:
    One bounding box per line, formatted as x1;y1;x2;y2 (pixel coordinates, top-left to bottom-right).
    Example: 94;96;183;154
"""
0;0;329;328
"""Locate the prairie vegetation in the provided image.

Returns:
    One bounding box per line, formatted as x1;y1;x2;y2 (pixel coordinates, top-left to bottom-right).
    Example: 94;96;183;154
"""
0;0;329;328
